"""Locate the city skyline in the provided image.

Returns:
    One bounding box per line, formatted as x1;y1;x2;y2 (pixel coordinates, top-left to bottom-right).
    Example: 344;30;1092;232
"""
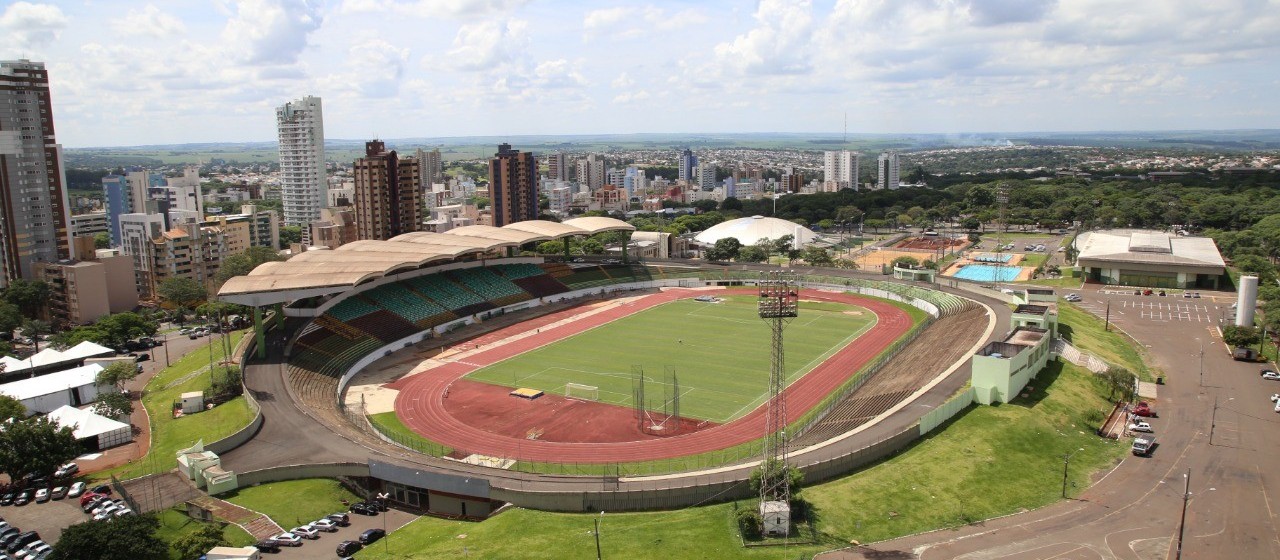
1;0;1276;148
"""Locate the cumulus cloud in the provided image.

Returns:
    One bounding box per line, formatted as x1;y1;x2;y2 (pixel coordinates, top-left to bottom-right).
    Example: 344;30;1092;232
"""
713;0;813;75
0;2;67;48
109;4;187;37
611;72;635;89
222;0;324;65
339;0;529;18
583;5;708;40
346;39;412;98
445;19;528;71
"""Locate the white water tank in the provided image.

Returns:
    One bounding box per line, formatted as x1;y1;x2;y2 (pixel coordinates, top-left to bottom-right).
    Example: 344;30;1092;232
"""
1237;275;1258;327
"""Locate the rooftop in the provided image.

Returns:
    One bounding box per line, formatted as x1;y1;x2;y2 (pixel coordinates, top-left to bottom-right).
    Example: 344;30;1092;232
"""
1014;304;1050;315
1076;229;1225;269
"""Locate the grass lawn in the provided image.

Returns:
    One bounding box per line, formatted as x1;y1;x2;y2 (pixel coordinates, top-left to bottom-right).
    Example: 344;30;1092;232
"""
1020;276;1084;288
103;331;256;481
154;507;255;559
223;478;363;528
1056;304;1153;378
804;360;1125;542
466;296;876;422
369;411;453;456
351;504;832;560
1019;252;1048;268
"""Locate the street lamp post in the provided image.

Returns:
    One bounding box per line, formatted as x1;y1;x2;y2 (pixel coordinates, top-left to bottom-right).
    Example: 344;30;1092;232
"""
1198;338;1204;386
594;511;605;560
1061;447;1085;498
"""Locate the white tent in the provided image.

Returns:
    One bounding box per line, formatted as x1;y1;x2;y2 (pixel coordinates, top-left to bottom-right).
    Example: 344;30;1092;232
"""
0;363;106;415
0;341;114;376
46;405;132;450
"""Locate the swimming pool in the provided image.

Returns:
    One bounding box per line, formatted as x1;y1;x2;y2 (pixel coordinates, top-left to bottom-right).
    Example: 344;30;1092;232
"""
971;253;1014;263
952;264;1022;282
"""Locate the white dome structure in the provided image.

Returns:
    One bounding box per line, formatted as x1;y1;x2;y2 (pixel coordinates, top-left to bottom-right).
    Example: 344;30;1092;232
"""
694;215;819;247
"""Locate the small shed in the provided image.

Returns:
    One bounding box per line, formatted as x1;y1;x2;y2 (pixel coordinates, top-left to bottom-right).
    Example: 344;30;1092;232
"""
179;391;205;414
45;405;132;451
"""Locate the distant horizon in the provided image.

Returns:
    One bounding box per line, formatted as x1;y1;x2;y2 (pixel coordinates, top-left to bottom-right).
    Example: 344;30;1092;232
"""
63;128;1280;151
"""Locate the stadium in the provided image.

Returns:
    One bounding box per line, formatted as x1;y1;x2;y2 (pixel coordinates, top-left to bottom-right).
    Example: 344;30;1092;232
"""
217;217;996;515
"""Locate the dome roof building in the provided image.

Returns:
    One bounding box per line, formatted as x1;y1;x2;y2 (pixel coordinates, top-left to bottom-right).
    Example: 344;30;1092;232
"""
693;215;818;247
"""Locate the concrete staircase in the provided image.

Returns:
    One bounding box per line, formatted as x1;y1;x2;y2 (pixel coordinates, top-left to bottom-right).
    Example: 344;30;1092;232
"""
187;495;283;541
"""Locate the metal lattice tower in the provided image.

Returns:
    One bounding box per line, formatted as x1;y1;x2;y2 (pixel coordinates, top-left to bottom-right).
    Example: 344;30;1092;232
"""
757;270;799;507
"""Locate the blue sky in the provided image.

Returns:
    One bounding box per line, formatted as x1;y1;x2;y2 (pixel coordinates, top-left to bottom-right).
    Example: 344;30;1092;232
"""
2;0;1277;147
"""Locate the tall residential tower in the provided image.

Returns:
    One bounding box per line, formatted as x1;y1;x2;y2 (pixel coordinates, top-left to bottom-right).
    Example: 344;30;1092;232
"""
877;152;900;191
823;150;859;191
488;144;538;227
0;60;71;285
354;140;422;241
276;95;327;242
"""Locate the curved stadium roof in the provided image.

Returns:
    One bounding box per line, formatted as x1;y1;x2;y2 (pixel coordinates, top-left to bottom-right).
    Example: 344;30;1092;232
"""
693;215;818;247
217;217;635;305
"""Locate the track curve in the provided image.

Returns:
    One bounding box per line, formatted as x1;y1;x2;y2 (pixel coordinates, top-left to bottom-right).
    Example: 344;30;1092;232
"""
392;287;913;463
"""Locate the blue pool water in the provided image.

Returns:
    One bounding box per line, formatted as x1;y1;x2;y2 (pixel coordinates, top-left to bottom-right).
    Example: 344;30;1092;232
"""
952;264;1022;282
971;253;1014;263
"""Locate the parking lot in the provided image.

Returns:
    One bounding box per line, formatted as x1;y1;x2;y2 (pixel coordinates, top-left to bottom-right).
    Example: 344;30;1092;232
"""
1070;292;1226;324
0;494;93;546
267;507;417;558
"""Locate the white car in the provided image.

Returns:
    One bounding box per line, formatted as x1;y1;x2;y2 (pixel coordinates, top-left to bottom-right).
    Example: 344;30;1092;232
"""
273;533;304;547
310;519;339;532
1128;421;1154;433
67;481;86;498
1263;370;1280;381
34;488;49;503
92;500;119;515
1064;294;1082;302
1271;393;1279;403
112;507;134;517
291;525;320;540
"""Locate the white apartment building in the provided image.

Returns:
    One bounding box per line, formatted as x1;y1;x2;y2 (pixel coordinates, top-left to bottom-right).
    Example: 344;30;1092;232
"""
276;96;327;240
70;212;109;238
824;150;859;191
118;212;165;297
877;152;900;190
548;185;572;215
698;163;717;191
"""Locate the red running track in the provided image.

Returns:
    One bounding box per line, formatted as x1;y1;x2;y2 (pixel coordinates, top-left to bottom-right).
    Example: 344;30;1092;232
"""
392;288;912;463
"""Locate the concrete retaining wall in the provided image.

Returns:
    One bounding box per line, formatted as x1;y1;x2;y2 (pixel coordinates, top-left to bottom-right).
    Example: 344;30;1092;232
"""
236;462;370;488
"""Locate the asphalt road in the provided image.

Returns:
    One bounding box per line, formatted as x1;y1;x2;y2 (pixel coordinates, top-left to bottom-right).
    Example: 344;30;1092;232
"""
820;286;1279;560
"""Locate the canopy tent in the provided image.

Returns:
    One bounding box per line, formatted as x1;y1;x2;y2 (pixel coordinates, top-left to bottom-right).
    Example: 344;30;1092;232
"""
46;404;132;450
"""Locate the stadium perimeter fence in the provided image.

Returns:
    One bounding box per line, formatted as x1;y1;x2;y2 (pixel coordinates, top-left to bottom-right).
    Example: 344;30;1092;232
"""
349;271;974;478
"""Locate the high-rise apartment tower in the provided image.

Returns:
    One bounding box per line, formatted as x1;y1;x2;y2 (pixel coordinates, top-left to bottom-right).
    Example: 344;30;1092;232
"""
0;60;71;285
354;140;422;240
488;144;538;227
276;95;327;241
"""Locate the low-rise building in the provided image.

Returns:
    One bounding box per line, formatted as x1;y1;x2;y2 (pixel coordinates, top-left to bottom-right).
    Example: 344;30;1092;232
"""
1075;229;1225;289
971;303;1057;404
35;251;138;327
70;212;110;239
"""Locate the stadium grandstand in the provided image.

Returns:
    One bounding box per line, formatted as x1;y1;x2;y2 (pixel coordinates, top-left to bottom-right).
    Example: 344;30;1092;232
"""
218;217;637;360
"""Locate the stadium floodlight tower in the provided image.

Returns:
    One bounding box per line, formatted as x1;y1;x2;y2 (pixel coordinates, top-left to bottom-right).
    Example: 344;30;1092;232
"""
756;270;799;537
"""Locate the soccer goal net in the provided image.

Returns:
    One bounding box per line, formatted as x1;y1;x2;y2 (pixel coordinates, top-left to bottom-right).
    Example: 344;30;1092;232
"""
565;383;600;401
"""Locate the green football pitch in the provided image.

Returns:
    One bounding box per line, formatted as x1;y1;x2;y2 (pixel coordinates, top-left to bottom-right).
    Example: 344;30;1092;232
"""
464;295;877;423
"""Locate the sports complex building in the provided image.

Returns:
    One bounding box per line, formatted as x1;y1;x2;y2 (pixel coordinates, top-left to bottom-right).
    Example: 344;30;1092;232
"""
1074;229;1226;289
209;216;1005;517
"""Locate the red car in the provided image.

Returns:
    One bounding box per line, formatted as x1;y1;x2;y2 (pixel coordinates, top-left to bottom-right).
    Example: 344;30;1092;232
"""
1132;402;1157;417
79;492;104;507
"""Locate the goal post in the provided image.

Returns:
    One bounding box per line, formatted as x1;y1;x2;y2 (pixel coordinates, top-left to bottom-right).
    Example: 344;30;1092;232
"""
565;383;599;401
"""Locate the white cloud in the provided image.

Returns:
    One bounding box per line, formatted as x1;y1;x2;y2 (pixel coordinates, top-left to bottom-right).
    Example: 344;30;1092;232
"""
339;0;529;18
221;0;324;65
533;59;588;89
583;5;708;40
613;90;651;104
611;72;634;89
109;5;187;37
445;19;529;71
712;0;813;75
0;2;67;49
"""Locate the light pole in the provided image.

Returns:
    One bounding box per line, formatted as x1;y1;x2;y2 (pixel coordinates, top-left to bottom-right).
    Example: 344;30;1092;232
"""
1198;338;1204;386
1061;447;1085;498
594;511;605;560
1176;469;1191;559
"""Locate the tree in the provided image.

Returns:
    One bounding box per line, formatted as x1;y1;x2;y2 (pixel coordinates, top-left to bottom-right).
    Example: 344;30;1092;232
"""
96;361;140;390
1101;367;1136;401
0;416;80;482
50;514;168;560
214;246;285;288
802;246;833;265
93;390;133;419
720;197;743;211
157;277;207;309
1222;325;1260;348
3;279;51;319
891;256;922;269
279;225;302;247
22;319;50;352
705;237;742;262
692;199;718;213
961;216;982;231
171;522;229;560
0;302;21;335
0;394;25;422
771;235;794;256
738;246;768;263
93;232;111;249
749;458;804;497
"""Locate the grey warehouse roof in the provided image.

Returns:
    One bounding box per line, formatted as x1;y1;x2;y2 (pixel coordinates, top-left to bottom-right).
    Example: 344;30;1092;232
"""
1075;230;1225;269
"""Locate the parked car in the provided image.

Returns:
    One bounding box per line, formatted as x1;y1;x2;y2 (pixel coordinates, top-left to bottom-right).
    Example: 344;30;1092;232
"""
310;519;338;533
48;487;66;500
32;490;47;504
135;353;150;363
1132;402;1157;417
371;498;388;512
112;508;133;518
349;502;377;516
290;525;319;540
54;463;77;478
326;513;351;527
4;532;38;554
336;540;362;556
1262;369;1280;381
358;528;385;545
13;492;31;507
1063;294;1082;302
1233;347;1258;361
252;540;281;553
272;532;303;547
1132;435;1156;456
66;482;86;498
79;493;104;508
1158;290;1166;296
15;540;47;559
0;494;14;506
1128;421;1154;433
90;485;111;496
